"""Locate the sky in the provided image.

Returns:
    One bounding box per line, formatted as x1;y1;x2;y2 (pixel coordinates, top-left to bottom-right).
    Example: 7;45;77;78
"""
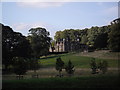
1;1;118;38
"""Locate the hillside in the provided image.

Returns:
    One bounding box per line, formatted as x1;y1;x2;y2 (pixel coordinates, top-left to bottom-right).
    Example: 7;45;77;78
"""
40;50;118;68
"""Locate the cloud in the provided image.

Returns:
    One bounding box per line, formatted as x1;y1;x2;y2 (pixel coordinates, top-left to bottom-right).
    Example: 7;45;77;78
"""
12;22;48;36
12;22;48;31
12;23;28;31
11;22;57;38
17;2;65;8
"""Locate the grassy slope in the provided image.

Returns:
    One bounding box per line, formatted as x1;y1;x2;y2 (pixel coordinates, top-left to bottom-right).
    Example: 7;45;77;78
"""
3;74;119;89
40;53;118;68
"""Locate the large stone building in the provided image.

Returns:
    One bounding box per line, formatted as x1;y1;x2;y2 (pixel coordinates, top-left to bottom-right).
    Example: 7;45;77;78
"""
49;40;88;52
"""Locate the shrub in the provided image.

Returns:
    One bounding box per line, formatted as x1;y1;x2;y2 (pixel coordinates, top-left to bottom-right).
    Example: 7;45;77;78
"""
65;60;75;77
55;57;64;77
90;58;98;74
98;60;108;74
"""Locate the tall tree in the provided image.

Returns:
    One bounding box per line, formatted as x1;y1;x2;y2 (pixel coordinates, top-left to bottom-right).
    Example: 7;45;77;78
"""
2;24;14;70
94;33;108;49
2;24;32;71
28;27;51;58
28;27;51;75
108;18;120;52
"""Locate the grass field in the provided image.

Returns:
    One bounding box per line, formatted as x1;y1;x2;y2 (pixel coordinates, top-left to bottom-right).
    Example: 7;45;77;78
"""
2;50;119;89
40;51;118;68
3;74;119;89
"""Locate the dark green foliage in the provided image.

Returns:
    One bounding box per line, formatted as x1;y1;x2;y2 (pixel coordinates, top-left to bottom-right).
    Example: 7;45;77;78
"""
54;26;110;51
65;60;75;76
29;58;40;73
94;33;108;49
90;58;108;74
12;57;28;75
54;18;120;52
55;57;64;77
108;18;120;52
28;27;51;58
2;24;32;71
81;35;88;44
98;60;108;74
28;58;40;78
90;58;98;74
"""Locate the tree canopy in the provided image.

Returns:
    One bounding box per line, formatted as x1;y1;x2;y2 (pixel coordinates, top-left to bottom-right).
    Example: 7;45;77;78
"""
54;23;111;50
28;27;51;58
108;18;120;52
2;23;32;70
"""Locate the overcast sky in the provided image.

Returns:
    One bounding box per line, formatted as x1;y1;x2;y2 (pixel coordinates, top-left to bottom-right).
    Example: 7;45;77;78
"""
2;2;118;38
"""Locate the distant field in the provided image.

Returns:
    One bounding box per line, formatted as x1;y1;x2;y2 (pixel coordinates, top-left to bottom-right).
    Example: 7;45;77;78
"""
3;74;119;89
40;51;118;68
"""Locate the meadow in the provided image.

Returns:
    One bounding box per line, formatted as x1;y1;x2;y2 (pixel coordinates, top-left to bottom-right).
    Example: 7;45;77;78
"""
40;51;118;68
2;50;119;89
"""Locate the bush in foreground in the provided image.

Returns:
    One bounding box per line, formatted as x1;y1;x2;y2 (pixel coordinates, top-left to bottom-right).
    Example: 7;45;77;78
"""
55;57;64;77
65;60;75;77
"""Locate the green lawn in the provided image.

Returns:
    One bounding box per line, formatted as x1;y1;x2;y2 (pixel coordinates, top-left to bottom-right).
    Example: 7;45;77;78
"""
3;74;119;89
40;53;118;68
2;51;119;89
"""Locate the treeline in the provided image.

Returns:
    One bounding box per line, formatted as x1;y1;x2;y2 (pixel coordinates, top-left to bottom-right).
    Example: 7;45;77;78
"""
1;23;51;75
54;18;120;52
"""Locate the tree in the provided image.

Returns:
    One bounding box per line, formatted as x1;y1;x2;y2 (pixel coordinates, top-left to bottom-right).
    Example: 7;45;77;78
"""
55;57;64;77
50;40;55;52
29;58;40;73
81;35;88;44
28;27;51;77
28;58;40;78
108;18;120;52
65;60;75;77
98;60;108;74
28;27;51;58
2;24;32;71
54;31;63;41
87;26;99;47
12;57;28;79
90;58;98;74
2;24;14;71
94;33;108;49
